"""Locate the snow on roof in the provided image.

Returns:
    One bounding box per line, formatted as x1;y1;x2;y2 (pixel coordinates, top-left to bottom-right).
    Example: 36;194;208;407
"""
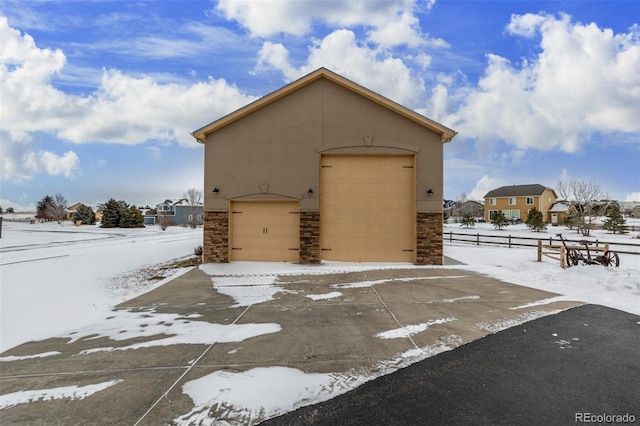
548;201;573;212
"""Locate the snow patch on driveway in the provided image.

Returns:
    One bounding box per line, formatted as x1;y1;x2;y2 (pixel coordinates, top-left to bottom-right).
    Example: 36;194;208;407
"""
210;276;283;306
376;318;457;339
475;310;563;333
56;310;280;354
177;367;369;425
0;351;61;362
0;380;122;410
306;291;343;300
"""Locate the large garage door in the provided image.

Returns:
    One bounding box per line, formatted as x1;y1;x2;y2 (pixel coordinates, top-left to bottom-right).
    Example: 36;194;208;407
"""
320;155;415;262
230;201;300;261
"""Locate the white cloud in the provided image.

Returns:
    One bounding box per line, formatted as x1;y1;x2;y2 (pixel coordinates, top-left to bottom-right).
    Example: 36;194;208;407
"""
256;29;426;107
505;12;547;37
0;17;257;160
367;10;428;48
216;0;440;48
469;175;506;201
256;42;296;77
625;192;640;202
39;151;79;178
446;13;640;153
0;132;80;181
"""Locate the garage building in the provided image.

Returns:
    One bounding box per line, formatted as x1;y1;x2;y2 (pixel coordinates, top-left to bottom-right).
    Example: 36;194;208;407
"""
192;68;456;265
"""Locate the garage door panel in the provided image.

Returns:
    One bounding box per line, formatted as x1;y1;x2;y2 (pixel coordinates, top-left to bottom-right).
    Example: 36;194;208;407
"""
230;201;299;262
320;155;415;262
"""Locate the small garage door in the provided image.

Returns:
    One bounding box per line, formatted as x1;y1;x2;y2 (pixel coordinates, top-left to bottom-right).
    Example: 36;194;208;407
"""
320;155;415;262
230;201;300;262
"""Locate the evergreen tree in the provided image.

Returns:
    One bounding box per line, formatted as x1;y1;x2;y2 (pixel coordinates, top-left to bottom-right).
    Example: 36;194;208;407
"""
603;205;627;234
129;205;145;228
100;199;144;228
491;211;509;230
74;204;96;225
525;206;546;232
460;212;476;228
36;195;55;220
100;199;121;228
117;201;134;227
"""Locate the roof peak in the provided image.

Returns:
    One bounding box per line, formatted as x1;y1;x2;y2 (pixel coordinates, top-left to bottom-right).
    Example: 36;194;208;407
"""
192;67;457;143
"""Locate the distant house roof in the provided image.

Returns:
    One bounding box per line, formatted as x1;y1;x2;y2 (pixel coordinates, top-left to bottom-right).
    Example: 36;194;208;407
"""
548;201;573;213
484;184;555;198
157;199;187;207
68;202;100;212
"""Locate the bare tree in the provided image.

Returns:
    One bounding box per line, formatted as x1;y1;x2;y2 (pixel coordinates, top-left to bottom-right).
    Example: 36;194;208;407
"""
451;192;466;223
184;188;203;229
557;179;609;236
45;193;68;224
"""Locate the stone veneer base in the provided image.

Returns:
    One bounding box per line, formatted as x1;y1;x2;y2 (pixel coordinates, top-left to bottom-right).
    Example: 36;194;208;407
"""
299;210;320;264
416;211;443;265
203;210;229;263
203;209;443;265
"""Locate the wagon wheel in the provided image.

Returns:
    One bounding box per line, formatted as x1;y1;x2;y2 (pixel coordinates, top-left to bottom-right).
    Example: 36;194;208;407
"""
566;249;580;267
603;251;620;267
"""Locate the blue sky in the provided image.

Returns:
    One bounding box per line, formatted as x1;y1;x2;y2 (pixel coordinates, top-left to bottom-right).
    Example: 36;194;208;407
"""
1;0;639;211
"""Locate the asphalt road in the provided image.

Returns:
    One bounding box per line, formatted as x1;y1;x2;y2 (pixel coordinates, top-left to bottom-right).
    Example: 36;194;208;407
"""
262;304;640;426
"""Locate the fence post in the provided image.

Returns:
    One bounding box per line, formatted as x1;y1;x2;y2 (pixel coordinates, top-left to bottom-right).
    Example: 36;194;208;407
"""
0;216;2;239
560;246;566;269
537;240;542;262
595;239;599;248
476;233;480;246
508;235;512;248
449;231;452;242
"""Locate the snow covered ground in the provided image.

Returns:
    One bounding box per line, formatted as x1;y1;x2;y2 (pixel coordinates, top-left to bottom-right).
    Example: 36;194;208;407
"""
1;218;638;353
1;217;639;423
443;222;640;316
0;218;202;352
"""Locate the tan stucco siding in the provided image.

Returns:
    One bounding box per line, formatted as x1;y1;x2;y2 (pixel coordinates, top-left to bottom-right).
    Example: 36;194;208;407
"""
538;189;556;216
485;191;557;222
485;197;536;221
319;79;442;212
204;78;443;213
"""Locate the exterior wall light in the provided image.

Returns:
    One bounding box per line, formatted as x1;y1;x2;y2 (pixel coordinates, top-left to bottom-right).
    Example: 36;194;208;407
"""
213;187;220;193
427;188;434;194
308;188;314;195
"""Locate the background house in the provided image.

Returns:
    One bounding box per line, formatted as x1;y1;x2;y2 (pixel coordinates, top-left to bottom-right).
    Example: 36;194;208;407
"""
147;199;203;227
193;68;457;265
484;184;557;223
67;202;102;222
547;201;575;225
619;201;640;218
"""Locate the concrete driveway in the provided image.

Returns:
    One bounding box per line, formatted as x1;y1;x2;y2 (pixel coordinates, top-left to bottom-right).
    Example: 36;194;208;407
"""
0;265;580;425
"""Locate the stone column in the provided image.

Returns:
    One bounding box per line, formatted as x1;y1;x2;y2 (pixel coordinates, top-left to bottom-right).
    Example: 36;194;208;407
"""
416;212;443;265
203;210;229;263
299;210;320;264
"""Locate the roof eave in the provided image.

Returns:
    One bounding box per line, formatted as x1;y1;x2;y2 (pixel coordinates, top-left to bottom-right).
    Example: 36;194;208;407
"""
192;68;457;144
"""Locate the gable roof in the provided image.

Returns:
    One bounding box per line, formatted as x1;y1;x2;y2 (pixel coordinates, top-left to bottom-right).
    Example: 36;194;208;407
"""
192;67;457;143
484;184;556;198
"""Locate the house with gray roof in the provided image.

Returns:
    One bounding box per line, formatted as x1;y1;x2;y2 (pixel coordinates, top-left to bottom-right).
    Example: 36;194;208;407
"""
484;184;557;223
